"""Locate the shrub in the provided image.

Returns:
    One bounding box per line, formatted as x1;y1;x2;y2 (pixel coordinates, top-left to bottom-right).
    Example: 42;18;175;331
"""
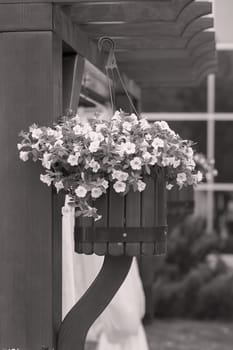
153;215;233;320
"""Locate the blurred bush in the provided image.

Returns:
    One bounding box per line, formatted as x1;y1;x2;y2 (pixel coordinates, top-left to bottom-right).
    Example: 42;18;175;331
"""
153;215;233;320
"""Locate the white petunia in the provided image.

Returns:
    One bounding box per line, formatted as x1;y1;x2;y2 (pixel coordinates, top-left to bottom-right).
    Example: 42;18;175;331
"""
129;113;138;125
162;157;175;167
96;123;106;132
91;187;103;199
54;139;63;147
47;128;56;137
55;180;64;193
42;152;52;169
112;169;129;181
145;133;152;141
130;157;142;170
177;172;187;186
75;185;87;198
173;159;181;168
17;143;23;150
89;131;104;143
89;141;100;153
19;151;29;162
122;121;132;132
101;179;109;189
185;159;196;170
155;121;170;131
152;137;164;149
53;129;63;140
142;152;152;162
112;111;122;122
124;142;136;154
67;154;79;166
73;124;83;135
149;155;158;165
139;118;150;130
40;174;52;186
89;159;100;173
166;184;174;190
140;140;149;152
137;180;146;192
186;147;194;158
113;181;126;193
31;127;43;139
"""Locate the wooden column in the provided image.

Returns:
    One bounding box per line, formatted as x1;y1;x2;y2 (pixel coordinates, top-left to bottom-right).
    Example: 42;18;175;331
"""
0;29;62;349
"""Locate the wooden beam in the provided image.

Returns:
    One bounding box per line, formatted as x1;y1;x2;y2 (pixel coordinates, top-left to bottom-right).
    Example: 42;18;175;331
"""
0;30;62;349
64;1;210;25
53;6;141;99
53;5;106;71
62;1;178;23
79;16;213;39
0;3;52;31
115;44;215;61
0;0;191;3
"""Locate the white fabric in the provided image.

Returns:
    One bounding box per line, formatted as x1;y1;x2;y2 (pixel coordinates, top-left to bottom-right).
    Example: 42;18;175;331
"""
62;195;149;350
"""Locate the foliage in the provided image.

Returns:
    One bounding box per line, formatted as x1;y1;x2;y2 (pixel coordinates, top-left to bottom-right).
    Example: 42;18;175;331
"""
153;215;233;320
18;111;201;219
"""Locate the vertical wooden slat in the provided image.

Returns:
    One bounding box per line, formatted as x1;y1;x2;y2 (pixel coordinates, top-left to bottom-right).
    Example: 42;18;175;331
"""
77;216;93;255
141;176;155;255
157;173;167;227
63;53;85;114
0;31;62;349
93;194;108;255
108;187;125;255
125;191;141;255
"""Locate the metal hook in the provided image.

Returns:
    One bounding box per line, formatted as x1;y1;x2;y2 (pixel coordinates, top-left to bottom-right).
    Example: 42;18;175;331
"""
98;36;116;53
98;37;117;71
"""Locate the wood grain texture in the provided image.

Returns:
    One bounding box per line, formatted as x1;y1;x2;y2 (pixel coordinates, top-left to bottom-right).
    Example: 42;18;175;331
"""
57;255;133;350
0;3;52;31
0;31;62;349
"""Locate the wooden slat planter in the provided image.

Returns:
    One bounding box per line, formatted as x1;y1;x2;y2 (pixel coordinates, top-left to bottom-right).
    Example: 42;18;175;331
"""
75;168;167;257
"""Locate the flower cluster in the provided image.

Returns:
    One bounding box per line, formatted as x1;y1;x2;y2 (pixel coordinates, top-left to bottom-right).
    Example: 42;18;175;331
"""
18;111;202;219
194;153;218;181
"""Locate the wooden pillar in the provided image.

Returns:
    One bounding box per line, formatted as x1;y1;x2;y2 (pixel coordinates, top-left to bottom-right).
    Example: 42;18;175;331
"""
0;29;62;349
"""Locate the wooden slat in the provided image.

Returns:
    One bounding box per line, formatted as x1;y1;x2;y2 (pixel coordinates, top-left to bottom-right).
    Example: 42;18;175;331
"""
77;216;93;255
141;177;155;255
93;194;108;255
63;0;203;25
63;2;176;23
0;0;192;3
79;22;181;37
177;1;211;29
0;31;62;349
125;191;141;255
100;31;214;52
0;4;52;31
115;45;215;62
108;187;125;255
63;54;85;113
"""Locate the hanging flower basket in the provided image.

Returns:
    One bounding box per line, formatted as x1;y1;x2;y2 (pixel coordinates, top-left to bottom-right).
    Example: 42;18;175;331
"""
18;111;202;256
75;166;167;256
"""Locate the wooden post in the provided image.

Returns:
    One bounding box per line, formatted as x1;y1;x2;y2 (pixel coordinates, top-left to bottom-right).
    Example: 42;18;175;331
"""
0;28;63;349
